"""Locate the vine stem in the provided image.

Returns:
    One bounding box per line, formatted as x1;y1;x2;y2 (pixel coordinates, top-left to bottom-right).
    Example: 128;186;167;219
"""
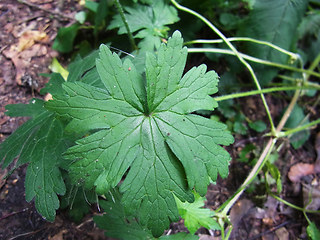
270;192;320;214
185;37;298;60
188;48;320;78
214;85;319;102
170;0;276;134
114;0;138;51
279;118;320;137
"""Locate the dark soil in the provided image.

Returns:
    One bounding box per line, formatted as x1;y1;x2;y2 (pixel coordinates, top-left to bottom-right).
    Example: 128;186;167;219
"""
1;1;319;240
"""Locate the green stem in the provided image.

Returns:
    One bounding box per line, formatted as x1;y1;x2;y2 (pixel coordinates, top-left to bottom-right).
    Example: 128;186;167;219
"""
219;137;276;215
306;52;320;80
214;85;318;102
275;88;301;134
270;192;320;214
114;0;138;51
279;118;320;137
188;48;320;78
170;0;276;134
185;37;299;60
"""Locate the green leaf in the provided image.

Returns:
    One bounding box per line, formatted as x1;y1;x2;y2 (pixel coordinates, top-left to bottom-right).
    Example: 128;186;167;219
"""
265;162;282;194
108;0;179;51
175;191;220;234
0;99;67;221
160;233;199;240
94;189;154;240
53;23;80;53
40;73;65;96
238;0;307;84
46;31;233;236
284;105;310;149
233;113;248;135
249;120;267;132
307;222;320;240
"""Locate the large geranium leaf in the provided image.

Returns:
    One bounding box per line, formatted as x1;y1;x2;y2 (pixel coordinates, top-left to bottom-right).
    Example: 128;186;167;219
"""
45;31;233;236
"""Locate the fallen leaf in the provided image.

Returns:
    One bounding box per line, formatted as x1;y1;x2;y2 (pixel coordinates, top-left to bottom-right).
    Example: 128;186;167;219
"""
17;30;47;52
48;229;67;240
230;199;253;229
275;227;289;240
288;163;315;183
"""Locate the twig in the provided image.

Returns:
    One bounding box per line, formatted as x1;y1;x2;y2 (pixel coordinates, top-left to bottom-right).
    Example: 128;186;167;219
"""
0;208;29;221
17;0;74;21
8;229;42;240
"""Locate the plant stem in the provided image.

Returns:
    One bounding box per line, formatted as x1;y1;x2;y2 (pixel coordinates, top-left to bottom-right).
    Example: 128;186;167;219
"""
219;86;303;218
279;118;320;137
306;52;320;80
275;88;301;134
114;0;138;51
219;137;276;216
188;48;320;78
270;192;320;214
185;37;298;60
170;0;276;134
214;85;318;102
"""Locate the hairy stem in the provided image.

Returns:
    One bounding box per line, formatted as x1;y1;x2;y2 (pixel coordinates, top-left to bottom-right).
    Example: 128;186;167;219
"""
114;0;138;51
214;85;318;102
188;48;320;78
185;37;298;60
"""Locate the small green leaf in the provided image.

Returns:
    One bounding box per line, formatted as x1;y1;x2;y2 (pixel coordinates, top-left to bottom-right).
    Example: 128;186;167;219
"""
265;162;282;194
249;120;267;132
233;113;248;135
284;105;310;149
307;222;320;240
53;23;80;53
175;191;220;234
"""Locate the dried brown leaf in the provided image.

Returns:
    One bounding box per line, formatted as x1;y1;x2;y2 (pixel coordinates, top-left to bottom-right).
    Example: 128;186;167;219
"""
288;163;315;183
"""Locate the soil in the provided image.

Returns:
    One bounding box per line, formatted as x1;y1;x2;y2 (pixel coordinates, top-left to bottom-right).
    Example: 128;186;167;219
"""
1;1;320;240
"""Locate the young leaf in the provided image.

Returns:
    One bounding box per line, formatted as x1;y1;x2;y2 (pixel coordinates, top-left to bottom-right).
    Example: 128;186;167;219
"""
0;99;67;221
46;31;233;236
307;222;320;240
109;0;179;51
175;191;220;234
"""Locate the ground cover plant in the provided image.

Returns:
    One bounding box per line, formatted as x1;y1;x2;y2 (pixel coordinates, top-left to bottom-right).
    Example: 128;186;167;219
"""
1;0;320;239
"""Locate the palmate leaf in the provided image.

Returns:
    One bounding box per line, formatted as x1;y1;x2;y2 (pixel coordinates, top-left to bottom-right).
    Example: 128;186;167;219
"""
108;0;179;51
0;99;67;221
46;31;233;236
